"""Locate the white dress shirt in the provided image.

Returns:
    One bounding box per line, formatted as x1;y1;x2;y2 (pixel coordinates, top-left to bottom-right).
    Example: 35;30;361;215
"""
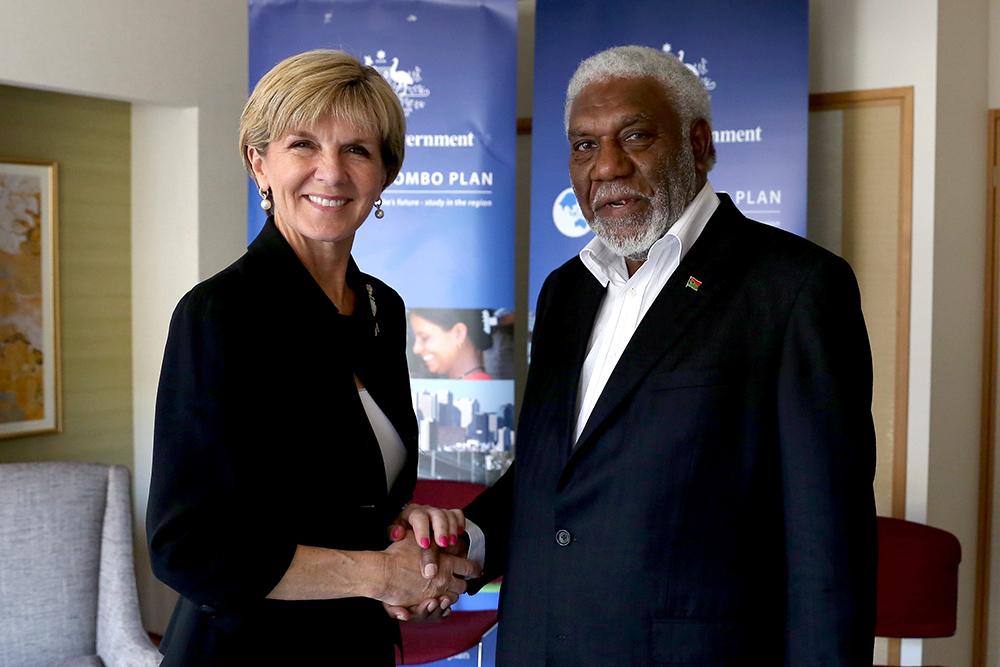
464;182;719;568
574;182;719;443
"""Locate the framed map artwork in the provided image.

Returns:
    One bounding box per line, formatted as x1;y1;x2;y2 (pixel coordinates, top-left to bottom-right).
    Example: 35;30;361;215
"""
0;160;60;438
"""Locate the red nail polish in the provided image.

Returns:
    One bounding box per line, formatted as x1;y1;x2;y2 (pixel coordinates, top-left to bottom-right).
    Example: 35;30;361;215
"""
419;537;431;549
449;535;458;546
391;526;402;540
437;536;448;547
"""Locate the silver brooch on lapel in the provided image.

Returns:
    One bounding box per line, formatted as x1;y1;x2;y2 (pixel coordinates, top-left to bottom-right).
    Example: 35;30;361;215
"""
366;283;380;336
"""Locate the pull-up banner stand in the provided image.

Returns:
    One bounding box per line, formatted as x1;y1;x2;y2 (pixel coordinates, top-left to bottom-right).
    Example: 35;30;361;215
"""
249;1;518;505
528;0;809;315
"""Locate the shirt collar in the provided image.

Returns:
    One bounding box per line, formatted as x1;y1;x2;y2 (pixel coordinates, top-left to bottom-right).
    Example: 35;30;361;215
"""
579;181;720;287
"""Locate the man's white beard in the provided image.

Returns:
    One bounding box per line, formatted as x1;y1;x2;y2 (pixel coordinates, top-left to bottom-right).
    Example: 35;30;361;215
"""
586;143;699;262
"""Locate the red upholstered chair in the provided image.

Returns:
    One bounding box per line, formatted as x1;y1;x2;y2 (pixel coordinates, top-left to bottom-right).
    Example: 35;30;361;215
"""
875;516;961;667
396;479;498;666
410;479;488;511
396;610;498;666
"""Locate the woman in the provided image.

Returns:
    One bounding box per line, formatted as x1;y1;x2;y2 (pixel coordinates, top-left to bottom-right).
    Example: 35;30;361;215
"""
409;308;494;379
147;50;474;666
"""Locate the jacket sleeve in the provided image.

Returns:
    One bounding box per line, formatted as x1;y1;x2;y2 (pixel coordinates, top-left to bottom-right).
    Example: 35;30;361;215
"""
777;255;877;665
463;269;562;592
463;461;515;592
146;287;297;611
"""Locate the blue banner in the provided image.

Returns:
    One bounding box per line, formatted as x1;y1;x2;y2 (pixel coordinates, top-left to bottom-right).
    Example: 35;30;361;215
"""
529;0;809;312
249;0;517;309
249;5;515;663
249;0;517;499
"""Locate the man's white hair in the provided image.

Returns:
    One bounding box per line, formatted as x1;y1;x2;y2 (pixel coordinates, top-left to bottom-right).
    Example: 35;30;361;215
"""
564;45;715;169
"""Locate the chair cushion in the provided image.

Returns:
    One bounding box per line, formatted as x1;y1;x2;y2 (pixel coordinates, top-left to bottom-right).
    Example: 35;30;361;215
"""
411;480;486;508
397;610;497;664
52;656;104;666
876;516;961;638
0;463;109;665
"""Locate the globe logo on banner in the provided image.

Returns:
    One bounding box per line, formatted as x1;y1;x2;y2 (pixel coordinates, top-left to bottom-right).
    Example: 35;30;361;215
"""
552;187;590;238
363;50;430;116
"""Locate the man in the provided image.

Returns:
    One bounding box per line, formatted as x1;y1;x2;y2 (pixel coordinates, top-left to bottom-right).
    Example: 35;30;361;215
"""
403;45;876;665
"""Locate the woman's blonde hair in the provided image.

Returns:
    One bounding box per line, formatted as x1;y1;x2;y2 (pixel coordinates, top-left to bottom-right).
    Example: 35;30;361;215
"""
239;49;406;188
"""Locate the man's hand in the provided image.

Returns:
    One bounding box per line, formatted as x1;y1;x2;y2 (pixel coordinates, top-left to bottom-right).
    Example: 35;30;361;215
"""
382;597;452;623
381;528;474;622
374;530;480;610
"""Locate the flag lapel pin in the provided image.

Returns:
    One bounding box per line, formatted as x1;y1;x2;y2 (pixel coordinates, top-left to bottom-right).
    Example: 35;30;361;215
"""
685;276;703;292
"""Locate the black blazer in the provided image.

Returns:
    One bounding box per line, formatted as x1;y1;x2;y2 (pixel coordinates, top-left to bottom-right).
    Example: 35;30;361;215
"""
466;195;877;666
147;219;417;666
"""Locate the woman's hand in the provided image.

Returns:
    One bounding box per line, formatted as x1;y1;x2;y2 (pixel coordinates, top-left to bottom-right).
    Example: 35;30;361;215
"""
388;504;466;579
390;504;465;554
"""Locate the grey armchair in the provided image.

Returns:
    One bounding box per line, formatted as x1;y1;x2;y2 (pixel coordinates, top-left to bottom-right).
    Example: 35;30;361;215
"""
0;462;161;667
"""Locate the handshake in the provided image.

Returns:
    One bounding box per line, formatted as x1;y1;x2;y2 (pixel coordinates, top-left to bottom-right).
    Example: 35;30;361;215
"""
377;504;480;622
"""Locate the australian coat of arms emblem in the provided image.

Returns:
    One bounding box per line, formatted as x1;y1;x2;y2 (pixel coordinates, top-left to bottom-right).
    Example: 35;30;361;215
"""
364;50;431;116
662;43;717;92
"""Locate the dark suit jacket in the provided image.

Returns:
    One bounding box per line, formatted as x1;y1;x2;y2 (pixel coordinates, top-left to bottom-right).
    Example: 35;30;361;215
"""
466;195;877;666
147;219;417;666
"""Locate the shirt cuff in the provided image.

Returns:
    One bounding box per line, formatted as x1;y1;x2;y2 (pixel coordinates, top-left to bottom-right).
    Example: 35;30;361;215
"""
464;518;486;570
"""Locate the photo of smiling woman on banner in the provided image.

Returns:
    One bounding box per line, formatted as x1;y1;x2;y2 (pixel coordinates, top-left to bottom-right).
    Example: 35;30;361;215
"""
407;308;513;380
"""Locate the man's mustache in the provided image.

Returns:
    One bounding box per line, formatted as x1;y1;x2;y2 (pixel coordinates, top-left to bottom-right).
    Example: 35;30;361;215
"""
590;184;649;211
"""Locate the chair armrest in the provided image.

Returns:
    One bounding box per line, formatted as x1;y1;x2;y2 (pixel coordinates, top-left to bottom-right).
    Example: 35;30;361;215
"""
96;466;161;666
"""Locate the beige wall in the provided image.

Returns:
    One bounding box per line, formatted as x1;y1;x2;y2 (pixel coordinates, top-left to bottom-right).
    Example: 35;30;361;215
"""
0;85;131;467
992;0;1000;108
926;5;990;667
0;0;248;633
810;0;938;529
811;1;1000;665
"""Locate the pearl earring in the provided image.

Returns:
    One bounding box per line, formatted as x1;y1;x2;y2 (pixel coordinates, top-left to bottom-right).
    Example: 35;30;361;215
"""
374;198;384;219
258;187;272;212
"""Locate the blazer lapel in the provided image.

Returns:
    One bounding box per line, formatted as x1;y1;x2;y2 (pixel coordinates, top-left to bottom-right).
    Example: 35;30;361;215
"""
570;198;747;459
531;261;605;464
